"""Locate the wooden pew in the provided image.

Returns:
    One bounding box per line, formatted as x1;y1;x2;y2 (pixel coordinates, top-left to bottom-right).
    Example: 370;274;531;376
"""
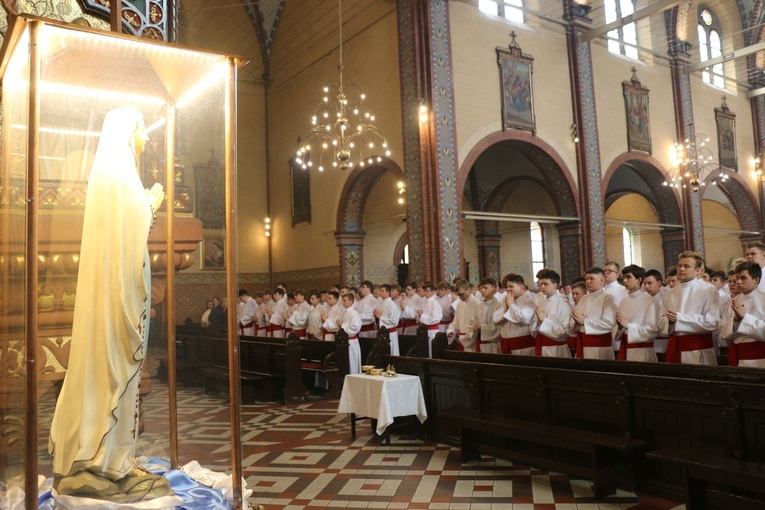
299;332;349;398
175;326;307;404
646;448;765;510
443;409;646;499
385;354;765;502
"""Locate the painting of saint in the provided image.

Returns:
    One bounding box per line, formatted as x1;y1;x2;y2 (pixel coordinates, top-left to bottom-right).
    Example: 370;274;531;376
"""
497;46;535;133
716;105;737;170
623;73;651;154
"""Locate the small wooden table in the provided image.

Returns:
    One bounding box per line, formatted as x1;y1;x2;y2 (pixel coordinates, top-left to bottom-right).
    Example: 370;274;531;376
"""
337;373;427;444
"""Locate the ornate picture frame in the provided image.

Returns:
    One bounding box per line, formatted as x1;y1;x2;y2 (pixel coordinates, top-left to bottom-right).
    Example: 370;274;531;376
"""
497;32;535;134
715;96;737;170
202;231;225;270
622;68;651;154
290;156;311;226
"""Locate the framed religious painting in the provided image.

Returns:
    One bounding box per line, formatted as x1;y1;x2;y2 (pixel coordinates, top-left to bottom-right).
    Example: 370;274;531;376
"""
715;97;737;170
497;32;535;134
202;231;226;270
290;156;311;226
622;68;652;154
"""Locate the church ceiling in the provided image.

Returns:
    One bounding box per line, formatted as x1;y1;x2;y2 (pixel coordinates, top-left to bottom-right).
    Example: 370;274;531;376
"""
241;0;286;68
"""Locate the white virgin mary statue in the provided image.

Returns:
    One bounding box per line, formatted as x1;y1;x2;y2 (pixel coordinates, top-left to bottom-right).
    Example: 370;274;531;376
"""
48;107;172;502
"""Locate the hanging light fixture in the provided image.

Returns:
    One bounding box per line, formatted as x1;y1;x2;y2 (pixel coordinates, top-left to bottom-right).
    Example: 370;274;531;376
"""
295;0;390;172
663;123;729;192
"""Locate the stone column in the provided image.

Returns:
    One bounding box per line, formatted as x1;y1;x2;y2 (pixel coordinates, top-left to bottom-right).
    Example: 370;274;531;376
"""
661;227;685;269
562;0;605;268
397;0;462;283
335;231;366;287
666;11;704;254
476;234;501;282
557;220;584;285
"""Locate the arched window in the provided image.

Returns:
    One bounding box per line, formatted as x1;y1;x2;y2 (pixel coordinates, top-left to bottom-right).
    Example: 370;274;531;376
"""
622;227;634;266
698;8;724;88
530;222;545;278
401;244;409;265
479;0;524;24
605;0;638;59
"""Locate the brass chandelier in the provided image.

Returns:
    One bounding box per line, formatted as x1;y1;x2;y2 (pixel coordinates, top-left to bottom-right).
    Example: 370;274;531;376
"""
295;0;390;172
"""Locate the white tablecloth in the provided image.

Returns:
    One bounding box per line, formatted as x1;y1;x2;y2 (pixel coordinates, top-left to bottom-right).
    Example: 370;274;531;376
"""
337;373;428;435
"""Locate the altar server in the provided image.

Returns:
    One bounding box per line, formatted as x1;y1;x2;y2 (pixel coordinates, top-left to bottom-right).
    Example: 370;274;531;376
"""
660;251;719;365
615;265;658;362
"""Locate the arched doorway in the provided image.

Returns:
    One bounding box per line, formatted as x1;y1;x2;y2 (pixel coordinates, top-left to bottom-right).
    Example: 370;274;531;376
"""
335;157;406;286
700;170;762;271
457;130;580;285
602;153;684;271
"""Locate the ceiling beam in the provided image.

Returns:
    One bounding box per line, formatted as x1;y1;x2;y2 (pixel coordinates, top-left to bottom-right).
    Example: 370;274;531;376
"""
685;40;765;74
747;86;765;98
579;0;680;43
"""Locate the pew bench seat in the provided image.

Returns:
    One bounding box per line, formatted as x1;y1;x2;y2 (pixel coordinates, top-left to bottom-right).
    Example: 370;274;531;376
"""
441;409;646;499
200;366;273;404
646;448;765;510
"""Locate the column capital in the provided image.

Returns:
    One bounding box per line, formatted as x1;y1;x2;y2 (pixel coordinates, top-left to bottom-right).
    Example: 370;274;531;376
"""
334;230;366;246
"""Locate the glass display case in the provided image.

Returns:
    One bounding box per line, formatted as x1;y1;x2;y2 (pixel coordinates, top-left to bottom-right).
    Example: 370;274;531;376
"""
0;15;244;509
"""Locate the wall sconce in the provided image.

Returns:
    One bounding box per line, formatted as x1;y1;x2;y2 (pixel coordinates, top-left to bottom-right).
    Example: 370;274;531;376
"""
265;217;271;237
571;122;579;144
397;181;406;204
755;154;763;176
419;103;428;123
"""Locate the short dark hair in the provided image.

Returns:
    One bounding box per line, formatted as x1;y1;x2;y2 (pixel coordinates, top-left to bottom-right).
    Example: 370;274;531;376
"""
380;284;391;293
360;280;373;289
585;267;604;277
293;289;306;297
238;289;249;297
273;288;285;297
666;267;678;277
537;269;560;286
501;273;525;287
479;277;497;288
309;291;321;300
341;292;354;302
735;261;762;281
327;291;340;300
571;281;586;292
621;264;646;281
422;281;435;291
644;269;663;281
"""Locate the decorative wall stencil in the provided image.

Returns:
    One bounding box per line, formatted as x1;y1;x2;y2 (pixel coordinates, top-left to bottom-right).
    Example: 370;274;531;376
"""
715;96;737;170
623;67;651;154
497;32;535;134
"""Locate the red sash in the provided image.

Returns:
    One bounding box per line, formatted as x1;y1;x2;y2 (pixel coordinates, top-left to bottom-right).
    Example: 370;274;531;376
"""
360;323;377;333
617;334;655;360
254;325;266;336
348;335;359;340
293;328;307;338
535;334;561;356
239;321;254;335
728;341;765;366
576;333;612;359
426;324;439;331
501;335;535;353
321;328;332;341
665;334;714;363
402;319;419;329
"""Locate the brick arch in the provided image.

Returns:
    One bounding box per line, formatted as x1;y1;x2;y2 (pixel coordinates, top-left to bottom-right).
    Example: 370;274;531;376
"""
700;169;762;236
458;131;579;218
602;152;683;226
602;152;685;267
457;130;581;283
335;157;406;286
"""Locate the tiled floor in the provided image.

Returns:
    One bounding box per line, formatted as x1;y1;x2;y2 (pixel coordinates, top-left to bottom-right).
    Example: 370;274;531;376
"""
35;375;686;510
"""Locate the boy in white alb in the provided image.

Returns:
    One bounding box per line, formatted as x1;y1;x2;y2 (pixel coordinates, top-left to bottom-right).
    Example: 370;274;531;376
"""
375;284;402;355
446;279;480;351
532;269;572;358
615;265;658;362
320;291;344;341
306;291;324;339
237;289;258;336
436;282;454;332
417;282;443;357
355;281;379;338
719;262;765;367
493;273;535;355
660;251;719;365
400;282;421;335
471;278;501;354
337;293;362;374
286;289;312;338
266;288;289;337
571;267;617;360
